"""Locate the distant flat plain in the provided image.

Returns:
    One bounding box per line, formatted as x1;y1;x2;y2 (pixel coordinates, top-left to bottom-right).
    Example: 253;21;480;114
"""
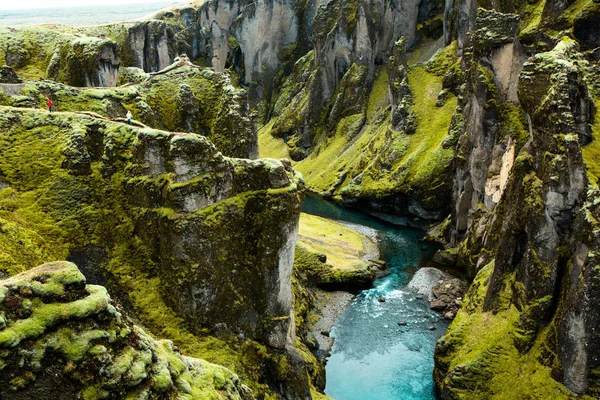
0;2;175;26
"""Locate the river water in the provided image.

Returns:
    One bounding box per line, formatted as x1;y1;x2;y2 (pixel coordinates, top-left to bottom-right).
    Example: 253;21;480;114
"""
301;195;448;400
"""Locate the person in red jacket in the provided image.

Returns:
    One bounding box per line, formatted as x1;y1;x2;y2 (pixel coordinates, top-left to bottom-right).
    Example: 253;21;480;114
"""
46;98;53;113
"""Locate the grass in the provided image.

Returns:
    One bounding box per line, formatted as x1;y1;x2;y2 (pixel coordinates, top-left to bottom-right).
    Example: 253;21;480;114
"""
366;67;390;121
290;64;456;200
439;260;579;399
258;120;291;159
297;213;374;272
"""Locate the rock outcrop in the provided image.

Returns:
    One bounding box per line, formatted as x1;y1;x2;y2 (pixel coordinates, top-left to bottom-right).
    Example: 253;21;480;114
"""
0;107;309;399
0;26;120;87
0;262;253;400
0;65;22;84
47;37;120;87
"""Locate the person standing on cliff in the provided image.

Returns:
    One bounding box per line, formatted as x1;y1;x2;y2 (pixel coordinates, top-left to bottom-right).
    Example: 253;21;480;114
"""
126;110;132;125
46;98;53;113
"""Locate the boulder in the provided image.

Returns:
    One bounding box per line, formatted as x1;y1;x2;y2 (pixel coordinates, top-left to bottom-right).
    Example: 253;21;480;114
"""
0;262;253;400
407;267;454;301
0;65;22;84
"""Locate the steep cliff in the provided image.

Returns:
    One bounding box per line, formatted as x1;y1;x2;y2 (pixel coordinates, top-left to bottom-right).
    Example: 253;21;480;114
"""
432;6;600;399
0;107;309;399
0;261;253;400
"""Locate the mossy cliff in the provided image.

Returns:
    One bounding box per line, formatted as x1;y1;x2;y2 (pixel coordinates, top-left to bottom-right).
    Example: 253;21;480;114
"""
259;41;458;223
0;64;256;159
432;6;600;399
0;261;253;400
259;0;600;397
0;26;120;87
0;107;310;399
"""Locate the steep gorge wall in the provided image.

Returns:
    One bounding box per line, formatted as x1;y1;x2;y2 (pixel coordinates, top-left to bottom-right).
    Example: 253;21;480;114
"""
431;4;600;398
0;107;310;399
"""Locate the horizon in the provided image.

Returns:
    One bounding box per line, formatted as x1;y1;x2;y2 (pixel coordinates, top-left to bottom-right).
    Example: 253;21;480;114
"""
0;0;176;11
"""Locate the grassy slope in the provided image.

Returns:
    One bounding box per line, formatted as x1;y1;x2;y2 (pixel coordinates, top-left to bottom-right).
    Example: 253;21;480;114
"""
438;262;584;399
262;60;456;201
258;119;290;159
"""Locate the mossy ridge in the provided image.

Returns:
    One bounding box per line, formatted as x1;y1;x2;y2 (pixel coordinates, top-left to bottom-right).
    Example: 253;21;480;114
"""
0;66;254;159
0;262;252;399
0;26;71;81
0;107;305;398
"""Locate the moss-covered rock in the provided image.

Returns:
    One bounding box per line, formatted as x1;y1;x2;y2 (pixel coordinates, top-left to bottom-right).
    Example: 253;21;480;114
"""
0;261;253;400
295;213;381;291
0;26;120;87
434;36;600;398
0;107;309;399
0;65;256;159
0;66;22;84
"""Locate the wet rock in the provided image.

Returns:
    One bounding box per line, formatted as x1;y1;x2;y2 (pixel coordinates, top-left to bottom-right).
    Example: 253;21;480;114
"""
574;9;600;50
407;267;454;301
430;278;467;319
432;248;458;268
378;296;386;303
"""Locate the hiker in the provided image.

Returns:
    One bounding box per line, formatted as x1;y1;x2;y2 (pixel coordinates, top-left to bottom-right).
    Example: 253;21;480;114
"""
126;110;132;125
46;98;53;113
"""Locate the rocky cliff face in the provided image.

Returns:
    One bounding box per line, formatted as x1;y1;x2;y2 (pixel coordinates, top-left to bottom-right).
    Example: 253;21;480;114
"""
1;0;600;397
0;107;309;399
0;262;253;400
248;0;598;396
431;4;600;398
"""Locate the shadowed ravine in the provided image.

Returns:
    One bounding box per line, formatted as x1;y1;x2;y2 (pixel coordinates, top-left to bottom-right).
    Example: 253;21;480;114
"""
302;195;448;400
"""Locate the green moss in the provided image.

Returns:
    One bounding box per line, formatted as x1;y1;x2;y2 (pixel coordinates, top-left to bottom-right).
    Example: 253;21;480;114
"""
258;120;291;159
582;97;600;186
500;102;530;150
298;213;374;272
426;41;458;75
0;284;109;348
366;67;390;121
1;66;253;159
343;0;359;37
436;258;579;398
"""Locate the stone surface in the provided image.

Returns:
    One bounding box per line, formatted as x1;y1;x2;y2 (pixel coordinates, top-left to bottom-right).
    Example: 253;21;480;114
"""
407;267;455;301
0;262;253;400
0;65;22;84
